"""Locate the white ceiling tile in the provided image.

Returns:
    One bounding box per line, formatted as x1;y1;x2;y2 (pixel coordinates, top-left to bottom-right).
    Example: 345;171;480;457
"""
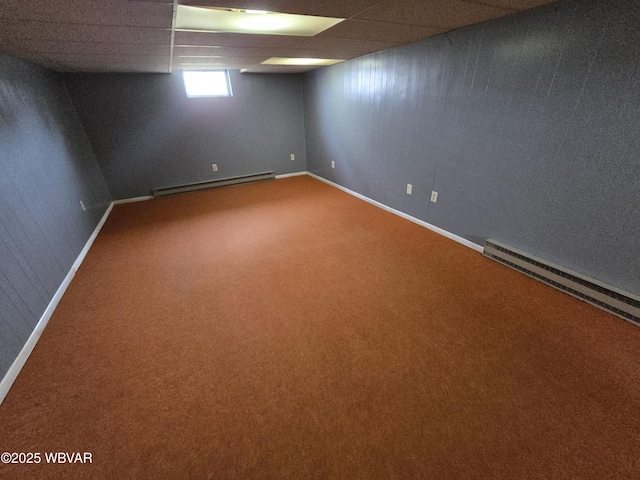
173;32;399;61
174;32;310;49
175;55;268;63
300;36;400;55
38;53;171;65
354;0;513;29
0;39;171;56
473;0;560;10
0;20;171;44
317;19;448;44
59;63;171;73
0;1;173;28
173;56;267;69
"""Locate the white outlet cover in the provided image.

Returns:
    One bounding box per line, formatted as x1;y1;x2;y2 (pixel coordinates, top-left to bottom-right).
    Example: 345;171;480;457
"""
331;161;335;168
431;191;438;203
212;164;218;172
290;154;295;161
406;184;413;195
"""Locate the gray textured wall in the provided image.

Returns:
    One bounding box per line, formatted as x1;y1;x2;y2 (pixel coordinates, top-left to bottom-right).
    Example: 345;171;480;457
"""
0;54;112;378
65;70;307;200
303;0;640;296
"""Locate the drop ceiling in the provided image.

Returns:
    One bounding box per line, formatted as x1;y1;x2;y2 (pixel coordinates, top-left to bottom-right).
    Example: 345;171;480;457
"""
0;0;560;74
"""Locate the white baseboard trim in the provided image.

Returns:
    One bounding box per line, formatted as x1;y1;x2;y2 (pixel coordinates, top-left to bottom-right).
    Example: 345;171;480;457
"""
71;202;113;272
306;172;484;253
0;201;115;405
113;195;154;205
275;171;308;179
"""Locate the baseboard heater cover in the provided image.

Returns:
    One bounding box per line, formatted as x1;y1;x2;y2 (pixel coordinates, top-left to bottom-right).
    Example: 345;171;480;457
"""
152;171;275;198
483;240;640;326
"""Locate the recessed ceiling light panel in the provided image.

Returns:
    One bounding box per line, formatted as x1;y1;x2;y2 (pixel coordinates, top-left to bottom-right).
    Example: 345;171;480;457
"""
175;6;344;36
261;58;345;66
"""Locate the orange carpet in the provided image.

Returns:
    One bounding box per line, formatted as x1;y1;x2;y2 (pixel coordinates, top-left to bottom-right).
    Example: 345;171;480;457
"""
1;175;639;479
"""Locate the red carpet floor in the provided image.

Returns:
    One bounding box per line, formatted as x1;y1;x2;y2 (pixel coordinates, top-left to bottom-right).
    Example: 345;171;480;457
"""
1;176;639;479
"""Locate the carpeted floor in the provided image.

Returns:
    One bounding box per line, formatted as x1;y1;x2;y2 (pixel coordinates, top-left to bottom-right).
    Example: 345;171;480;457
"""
1;175;639;479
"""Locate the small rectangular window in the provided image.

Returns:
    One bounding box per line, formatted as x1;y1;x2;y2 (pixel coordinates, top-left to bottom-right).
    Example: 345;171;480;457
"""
182;70;232;98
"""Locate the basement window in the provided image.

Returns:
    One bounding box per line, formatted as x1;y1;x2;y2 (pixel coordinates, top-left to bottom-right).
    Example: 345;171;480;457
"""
182;70;232;98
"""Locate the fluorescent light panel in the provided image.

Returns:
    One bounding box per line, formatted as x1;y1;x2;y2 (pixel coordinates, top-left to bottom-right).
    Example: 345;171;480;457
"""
261;57;345;66
175;6;344;36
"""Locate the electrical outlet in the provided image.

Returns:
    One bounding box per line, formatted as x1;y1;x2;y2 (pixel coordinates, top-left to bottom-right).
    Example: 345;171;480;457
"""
80;201;86;211
212;164;218;172
290;154;295;161
406;184;413;195
331;161;335;169
431;191;438;203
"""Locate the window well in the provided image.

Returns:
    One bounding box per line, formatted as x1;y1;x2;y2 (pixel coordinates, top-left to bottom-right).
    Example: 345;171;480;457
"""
182;70;232;98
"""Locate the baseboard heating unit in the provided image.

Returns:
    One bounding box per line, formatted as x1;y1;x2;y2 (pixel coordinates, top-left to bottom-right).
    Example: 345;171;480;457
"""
483;240;640;326
152;171;275;198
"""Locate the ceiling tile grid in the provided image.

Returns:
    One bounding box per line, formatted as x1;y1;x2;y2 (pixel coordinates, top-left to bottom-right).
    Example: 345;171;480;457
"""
0;0;560;73
0;1;173;72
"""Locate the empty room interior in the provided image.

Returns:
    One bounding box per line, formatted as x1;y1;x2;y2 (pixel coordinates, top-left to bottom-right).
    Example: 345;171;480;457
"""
1;0;640;478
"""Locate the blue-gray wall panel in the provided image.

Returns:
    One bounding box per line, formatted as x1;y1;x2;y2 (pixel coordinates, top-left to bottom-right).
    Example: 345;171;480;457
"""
65;71;307;200
0;54;111;379
303;0;640;295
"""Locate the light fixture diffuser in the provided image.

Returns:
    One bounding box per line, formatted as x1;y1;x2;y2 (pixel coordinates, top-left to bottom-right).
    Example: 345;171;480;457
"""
261;58;345;66
175;6;344;36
